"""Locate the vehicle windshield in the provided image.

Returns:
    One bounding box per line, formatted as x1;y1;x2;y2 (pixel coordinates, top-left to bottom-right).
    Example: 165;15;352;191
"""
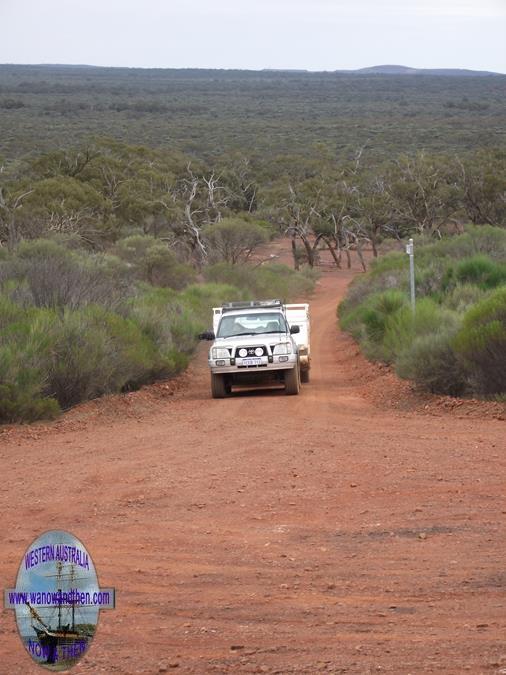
217;312;287;338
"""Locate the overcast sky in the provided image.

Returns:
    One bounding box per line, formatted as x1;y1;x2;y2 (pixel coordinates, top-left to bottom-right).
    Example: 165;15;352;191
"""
1;0;505;72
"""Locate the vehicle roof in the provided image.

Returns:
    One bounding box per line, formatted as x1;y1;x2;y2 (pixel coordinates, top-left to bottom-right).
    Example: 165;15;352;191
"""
221;308;285;317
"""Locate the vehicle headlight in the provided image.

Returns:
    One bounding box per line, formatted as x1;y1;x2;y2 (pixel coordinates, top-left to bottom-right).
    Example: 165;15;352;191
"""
212;347;230;359
238;348;248;357
254;347;263;357
273;343;292;355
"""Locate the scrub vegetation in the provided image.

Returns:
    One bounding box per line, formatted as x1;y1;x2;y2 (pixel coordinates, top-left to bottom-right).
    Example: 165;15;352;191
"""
0;65;505;162
0;65;505;418
0;238;315;422
338;226;506;398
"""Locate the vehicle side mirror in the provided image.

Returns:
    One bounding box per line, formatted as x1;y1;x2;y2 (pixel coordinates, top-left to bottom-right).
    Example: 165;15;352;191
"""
198;330;215;340
290;325;300;334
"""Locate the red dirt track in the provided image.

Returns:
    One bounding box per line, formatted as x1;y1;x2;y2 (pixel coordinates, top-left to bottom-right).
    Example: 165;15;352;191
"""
1;246;505;674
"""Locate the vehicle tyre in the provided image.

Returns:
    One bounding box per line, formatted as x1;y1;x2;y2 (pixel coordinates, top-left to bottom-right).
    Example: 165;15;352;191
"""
211;373;227;398
300;368;310;383
284;365;300;395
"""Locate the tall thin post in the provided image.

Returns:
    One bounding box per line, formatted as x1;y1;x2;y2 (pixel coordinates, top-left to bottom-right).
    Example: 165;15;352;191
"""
406;238;415;314
58;588;62;630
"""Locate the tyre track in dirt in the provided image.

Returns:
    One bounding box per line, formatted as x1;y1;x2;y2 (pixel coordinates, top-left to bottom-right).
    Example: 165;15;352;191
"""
0;254;505;674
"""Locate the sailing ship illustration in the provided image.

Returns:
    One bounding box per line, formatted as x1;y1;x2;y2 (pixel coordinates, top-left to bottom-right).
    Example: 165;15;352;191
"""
23;561;95;665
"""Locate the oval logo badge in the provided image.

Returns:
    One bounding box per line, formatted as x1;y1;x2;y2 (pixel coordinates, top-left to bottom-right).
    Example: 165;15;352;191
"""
5;530;115;670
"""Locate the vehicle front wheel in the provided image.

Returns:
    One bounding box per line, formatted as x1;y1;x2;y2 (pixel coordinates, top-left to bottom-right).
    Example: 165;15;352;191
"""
284;366;300;395
211;373;227;398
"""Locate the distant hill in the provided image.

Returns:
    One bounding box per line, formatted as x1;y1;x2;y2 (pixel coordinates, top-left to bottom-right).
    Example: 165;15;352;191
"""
1;63;503;77
343;64;501;76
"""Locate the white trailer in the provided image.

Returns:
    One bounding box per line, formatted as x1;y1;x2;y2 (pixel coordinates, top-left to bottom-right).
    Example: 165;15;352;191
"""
285;303;311;382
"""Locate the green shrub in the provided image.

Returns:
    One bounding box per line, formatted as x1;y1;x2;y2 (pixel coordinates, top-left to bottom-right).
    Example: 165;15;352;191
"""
44;306;162;408
465;225;506;262
179;283;245;323
126;287;176;348
443;284;488;312
16;238;73;262
382;299;460;363
342;263;408;315
341;226;506;399
369;251;407;278
252;264;309;299
415;226;506;264
203;218;269;264
0;307;55;374
0;382;59;423
445;255;506;291
0;295;25;330
453;287;506;395
204;262;316;300
10;239;129;310
414;260;449;297
204;262;256;292
362;290;408;344
113;234;195;289
0;316;60;422
338;301;371;340
339;290;409;354
396;330;467;396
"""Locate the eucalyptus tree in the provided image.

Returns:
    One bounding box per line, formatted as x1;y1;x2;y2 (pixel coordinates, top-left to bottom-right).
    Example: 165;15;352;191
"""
455;150;506;227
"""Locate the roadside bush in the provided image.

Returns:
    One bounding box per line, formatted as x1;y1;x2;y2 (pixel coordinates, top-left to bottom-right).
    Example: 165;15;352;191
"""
0;381;59;423
465;225;506;262
446;255;506;291
416;226;506;264
342;263;407;315
254;264;317;299
340;226;506;399
0;295;25;330
203;218;269;264
44;306;162;408
204;262;316;300
443;284;488;312
338;302;371;340
0;235;316;422
0;311;60;422
113;235;195;289
362;290;408;345
339;289;409;346
126;287;177;351
368;251;407;277
382;299;461;363
13;239;127;310
203;262;256;294
396;330;467;396
179;282;245;325
414;260;449;297
453;287;506;395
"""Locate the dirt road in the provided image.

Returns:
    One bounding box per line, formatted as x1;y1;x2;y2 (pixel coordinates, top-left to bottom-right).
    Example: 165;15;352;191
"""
1;254;505;674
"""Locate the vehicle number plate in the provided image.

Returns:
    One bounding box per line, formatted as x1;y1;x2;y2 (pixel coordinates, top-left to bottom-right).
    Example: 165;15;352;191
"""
242;357;263;366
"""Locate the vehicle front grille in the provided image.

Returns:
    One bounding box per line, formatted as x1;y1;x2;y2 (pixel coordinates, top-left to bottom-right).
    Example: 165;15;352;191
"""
233;345;267;358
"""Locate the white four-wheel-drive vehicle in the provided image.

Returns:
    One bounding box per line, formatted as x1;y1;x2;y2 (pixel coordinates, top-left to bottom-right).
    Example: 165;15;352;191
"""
199;299;310;398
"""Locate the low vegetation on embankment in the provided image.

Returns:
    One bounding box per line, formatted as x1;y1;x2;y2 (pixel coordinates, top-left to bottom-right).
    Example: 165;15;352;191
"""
338;225;506;399
0;238;315;423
